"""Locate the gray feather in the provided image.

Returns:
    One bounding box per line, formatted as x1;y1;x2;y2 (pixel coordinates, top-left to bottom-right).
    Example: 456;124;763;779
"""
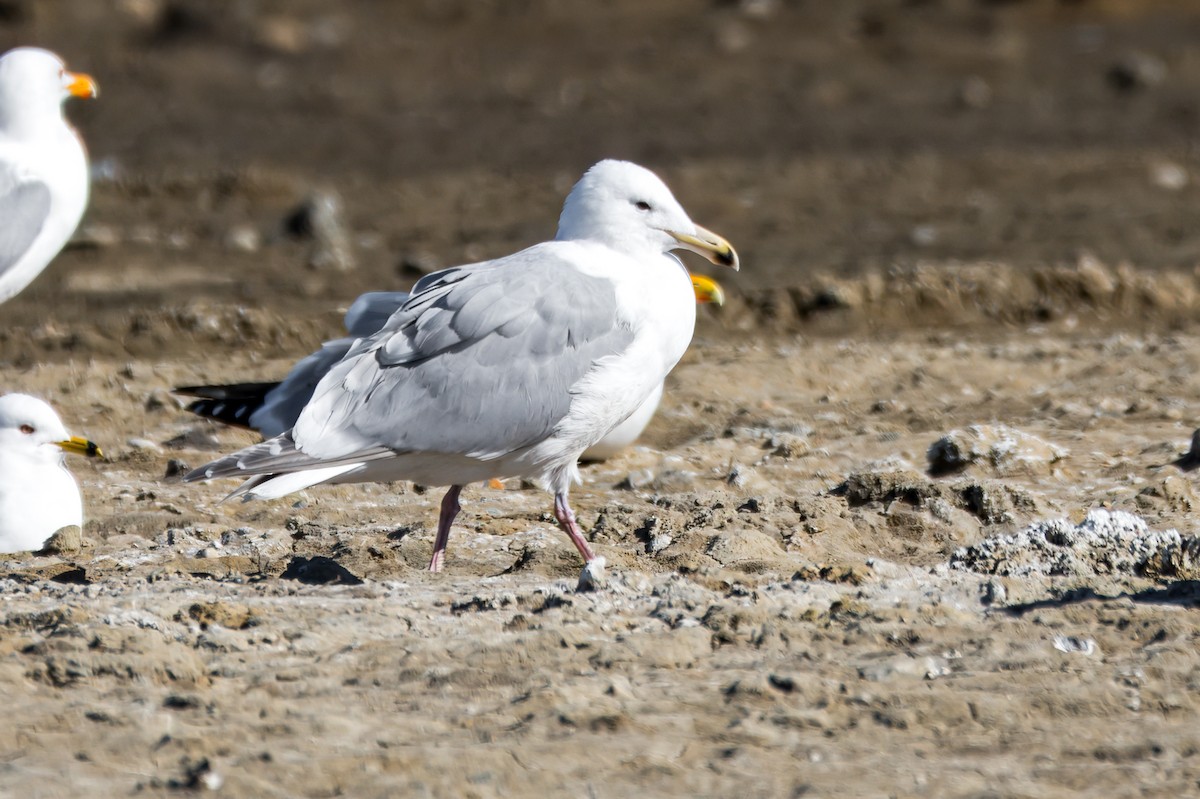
184;430;391;482
343;291;408;338
249;339;354;438
0;176;51;277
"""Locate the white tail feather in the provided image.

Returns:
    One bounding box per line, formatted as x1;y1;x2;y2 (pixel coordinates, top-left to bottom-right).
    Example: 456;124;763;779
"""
233;463;362;501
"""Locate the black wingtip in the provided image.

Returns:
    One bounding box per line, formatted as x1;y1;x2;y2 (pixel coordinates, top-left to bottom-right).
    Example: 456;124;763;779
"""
176;382;280;430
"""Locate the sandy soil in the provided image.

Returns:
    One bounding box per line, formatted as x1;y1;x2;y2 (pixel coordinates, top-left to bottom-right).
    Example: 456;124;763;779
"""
4;1;1200;796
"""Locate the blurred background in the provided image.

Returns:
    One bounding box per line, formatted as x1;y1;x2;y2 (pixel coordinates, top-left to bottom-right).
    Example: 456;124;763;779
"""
3;0;1200;358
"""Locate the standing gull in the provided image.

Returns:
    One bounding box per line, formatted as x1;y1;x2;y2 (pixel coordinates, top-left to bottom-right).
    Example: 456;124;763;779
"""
175;276;725;459
187;159;739;576
0;394;102;554
0;47;97;304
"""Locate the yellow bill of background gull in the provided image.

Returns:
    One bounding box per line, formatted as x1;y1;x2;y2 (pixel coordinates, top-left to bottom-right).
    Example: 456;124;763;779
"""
0;394;102;554
186;159;738;581
0;47;97;304
175;276;725;461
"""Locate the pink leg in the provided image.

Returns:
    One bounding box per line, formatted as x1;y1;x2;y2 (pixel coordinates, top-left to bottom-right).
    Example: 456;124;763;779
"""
553;491;598;563
428;485;463;573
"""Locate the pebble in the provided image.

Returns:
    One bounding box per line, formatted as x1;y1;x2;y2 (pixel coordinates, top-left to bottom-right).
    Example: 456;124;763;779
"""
224;224;261;252
1052;635;1098;656
1150;162;1188;191
286;190;357;272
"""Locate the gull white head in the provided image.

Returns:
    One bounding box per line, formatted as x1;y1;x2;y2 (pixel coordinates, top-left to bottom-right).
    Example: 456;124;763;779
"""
0;393;101;466
557;159;739;271
0;47;97;138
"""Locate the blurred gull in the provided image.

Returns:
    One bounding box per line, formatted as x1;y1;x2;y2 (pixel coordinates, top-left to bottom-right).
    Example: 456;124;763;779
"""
176;276;725;460
0;47;97;304
0;394;102;554
186;159;738;578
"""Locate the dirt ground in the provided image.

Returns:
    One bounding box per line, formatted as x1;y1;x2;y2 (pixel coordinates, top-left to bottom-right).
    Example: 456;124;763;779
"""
4;1;1200;796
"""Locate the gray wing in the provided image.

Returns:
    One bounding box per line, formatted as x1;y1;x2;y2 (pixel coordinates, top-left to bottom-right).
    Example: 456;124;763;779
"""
250;338;355;438
246;291;410;436
0;172;52;291
343;291;409;338
290;242;635;463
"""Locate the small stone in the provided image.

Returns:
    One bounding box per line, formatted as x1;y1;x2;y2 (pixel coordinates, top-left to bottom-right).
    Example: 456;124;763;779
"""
41;525;83;555
257;15;308;54
981;579;1007;606
145;389;185;412
70;224;120;249
126;438;162;452
1107;52;1166;92
164;427;223;451
910;225;938;247
224;224;261;252
927;424;1067;477
956;76;992;109
576;557;607;592
1052;635;1098;656
164;459;191;479
286;189;356;272
1150;161;1188;191
648;534;673;554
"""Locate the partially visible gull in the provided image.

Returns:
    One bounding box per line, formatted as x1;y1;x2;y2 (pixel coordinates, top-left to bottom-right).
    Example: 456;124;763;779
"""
0;393;102;554
0;47;97;304
186;159;739;577
176;275;725;460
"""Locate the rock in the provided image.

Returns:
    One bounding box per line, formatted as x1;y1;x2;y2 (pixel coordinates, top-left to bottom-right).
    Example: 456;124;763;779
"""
955;76;992;109
1135;476;1195;514
285;189;356;272
40;525;83;555
835;469;939;508
1107;52;1167;92
224;224;261;252
910;225;938;247
769;433;807;458
706;529;782;566
927;424;1067;477
859;655;951;682
144;389;184;412
182;601;256;630
69;223;121;249
950;508;1189;579
1150;161;1188;192
163;426;222;451
576;557;608;592
256;15;308;54
1052;635;1098;656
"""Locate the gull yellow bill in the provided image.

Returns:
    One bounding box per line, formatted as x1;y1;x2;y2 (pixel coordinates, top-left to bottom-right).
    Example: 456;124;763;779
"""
56;436;102;458
64;71;98;99
690;274;725;306
667;224;739;271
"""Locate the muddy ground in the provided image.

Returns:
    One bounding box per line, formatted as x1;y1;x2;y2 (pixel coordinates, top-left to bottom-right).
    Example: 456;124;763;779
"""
4;1;1200;797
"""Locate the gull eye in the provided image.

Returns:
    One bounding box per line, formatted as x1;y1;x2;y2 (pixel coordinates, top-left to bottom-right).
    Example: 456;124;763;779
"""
19;425;34;435
633;200;651;212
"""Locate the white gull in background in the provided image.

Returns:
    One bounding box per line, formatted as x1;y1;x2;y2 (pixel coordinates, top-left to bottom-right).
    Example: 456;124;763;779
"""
0;47;97;304
186;159;738;577
176;277;725;460
0;394;102;554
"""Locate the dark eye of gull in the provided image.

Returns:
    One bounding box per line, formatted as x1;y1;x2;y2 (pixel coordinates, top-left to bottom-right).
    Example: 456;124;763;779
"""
19;425;34;435
634;200;651;212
